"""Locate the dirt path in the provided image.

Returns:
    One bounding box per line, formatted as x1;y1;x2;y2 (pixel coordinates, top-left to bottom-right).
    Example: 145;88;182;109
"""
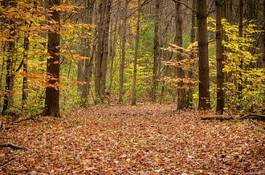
1;104;265;174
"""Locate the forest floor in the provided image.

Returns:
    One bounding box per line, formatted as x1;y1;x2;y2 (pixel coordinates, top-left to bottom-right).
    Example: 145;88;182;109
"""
0;104;265;175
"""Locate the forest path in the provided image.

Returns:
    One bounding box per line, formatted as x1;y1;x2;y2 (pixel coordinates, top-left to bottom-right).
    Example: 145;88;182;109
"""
1;104;265;174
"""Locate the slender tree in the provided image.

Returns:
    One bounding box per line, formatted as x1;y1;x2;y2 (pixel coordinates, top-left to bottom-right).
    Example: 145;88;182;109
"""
262;1;265;68
174;1;186;110
119;0;128;103
22;26;29;109
237;0;243;107
197;0;210;110
80;0;95;106
131;0;141;106
44;0;60;117
216;0;225;114
151;0;161;102
186;0;196;108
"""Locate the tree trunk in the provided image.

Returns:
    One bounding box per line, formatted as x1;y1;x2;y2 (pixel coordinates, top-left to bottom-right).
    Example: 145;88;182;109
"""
108;1;120;93
95;0;111;103
237;0;243;108
80;0;95;107
175;1;186;110
131;0;141;106
186;0;196;108
22;29;29;110
197;0;211;110
151;0;161;102
216;0;225;114
119;0;128;103
44;0;60;117
2;0;16;115
262;0;265;68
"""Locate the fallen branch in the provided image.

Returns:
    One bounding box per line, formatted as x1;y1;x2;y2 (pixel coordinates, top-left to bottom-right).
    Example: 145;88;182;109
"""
242;114;265;121
0;143;25;150
201;114;265;121
0;157;16;168
201;115;237;121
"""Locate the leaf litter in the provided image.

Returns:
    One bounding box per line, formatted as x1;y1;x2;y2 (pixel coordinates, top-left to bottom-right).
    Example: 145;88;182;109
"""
0;104;264;174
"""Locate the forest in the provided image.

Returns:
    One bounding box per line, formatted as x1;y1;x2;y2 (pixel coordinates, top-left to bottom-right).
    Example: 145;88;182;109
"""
0;0;265;174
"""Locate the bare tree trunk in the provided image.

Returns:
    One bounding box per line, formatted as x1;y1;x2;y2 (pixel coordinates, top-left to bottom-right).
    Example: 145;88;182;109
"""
197;0;210;110
22;29;29;110
80;0;95;107
186;0;196;108
108;1;120;93
119;0;128;103
151;0;161;102
216;0;225;114
2;0;16;115
175;1;186;110
131;0;141;106
44;0;60;117
262;1;265;68
237;0;243;109
95;0;111;103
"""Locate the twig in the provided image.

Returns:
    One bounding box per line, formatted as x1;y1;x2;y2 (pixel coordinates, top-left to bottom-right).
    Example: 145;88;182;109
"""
0;143;25;150
0;157;16;168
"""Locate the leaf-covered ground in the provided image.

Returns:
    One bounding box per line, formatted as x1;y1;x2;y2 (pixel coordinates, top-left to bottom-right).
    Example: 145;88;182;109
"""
1;104;265;174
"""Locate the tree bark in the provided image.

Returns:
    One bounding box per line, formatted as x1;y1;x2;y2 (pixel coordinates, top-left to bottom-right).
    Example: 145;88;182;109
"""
186;0;196;108
44;0;60;117
80;0;95;107
262;1;265;68
2;0;16;115
108;1;120;93
22;29;29;110
131;0;141;106
237;0;243;108
175;1;186;110
216;0;225;114
197;0;211;110
95;0;111;103
151;0;161;102
119;0;128;103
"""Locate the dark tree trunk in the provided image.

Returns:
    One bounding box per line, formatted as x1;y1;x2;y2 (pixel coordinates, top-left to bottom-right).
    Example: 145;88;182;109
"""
95;0;111;103
197;0;211;110
262;0;265;68
151;0;161;102
22;30;29;109
237;0;243;106
216;0;225;114
175;1;186;110
44;0;60;117
2;0;16;115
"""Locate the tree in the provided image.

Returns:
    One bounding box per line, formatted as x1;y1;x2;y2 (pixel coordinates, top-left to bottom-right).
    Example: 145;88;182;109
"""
44;0;61;117
186;0;196;108
2;0;16;115
79;0;95;106
95;0;111;103
131;0;141;106
174;0;186;110
197;0;210;110
119;0;128;103
151;0;161;102
262;1;265;68
215;0;225;114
